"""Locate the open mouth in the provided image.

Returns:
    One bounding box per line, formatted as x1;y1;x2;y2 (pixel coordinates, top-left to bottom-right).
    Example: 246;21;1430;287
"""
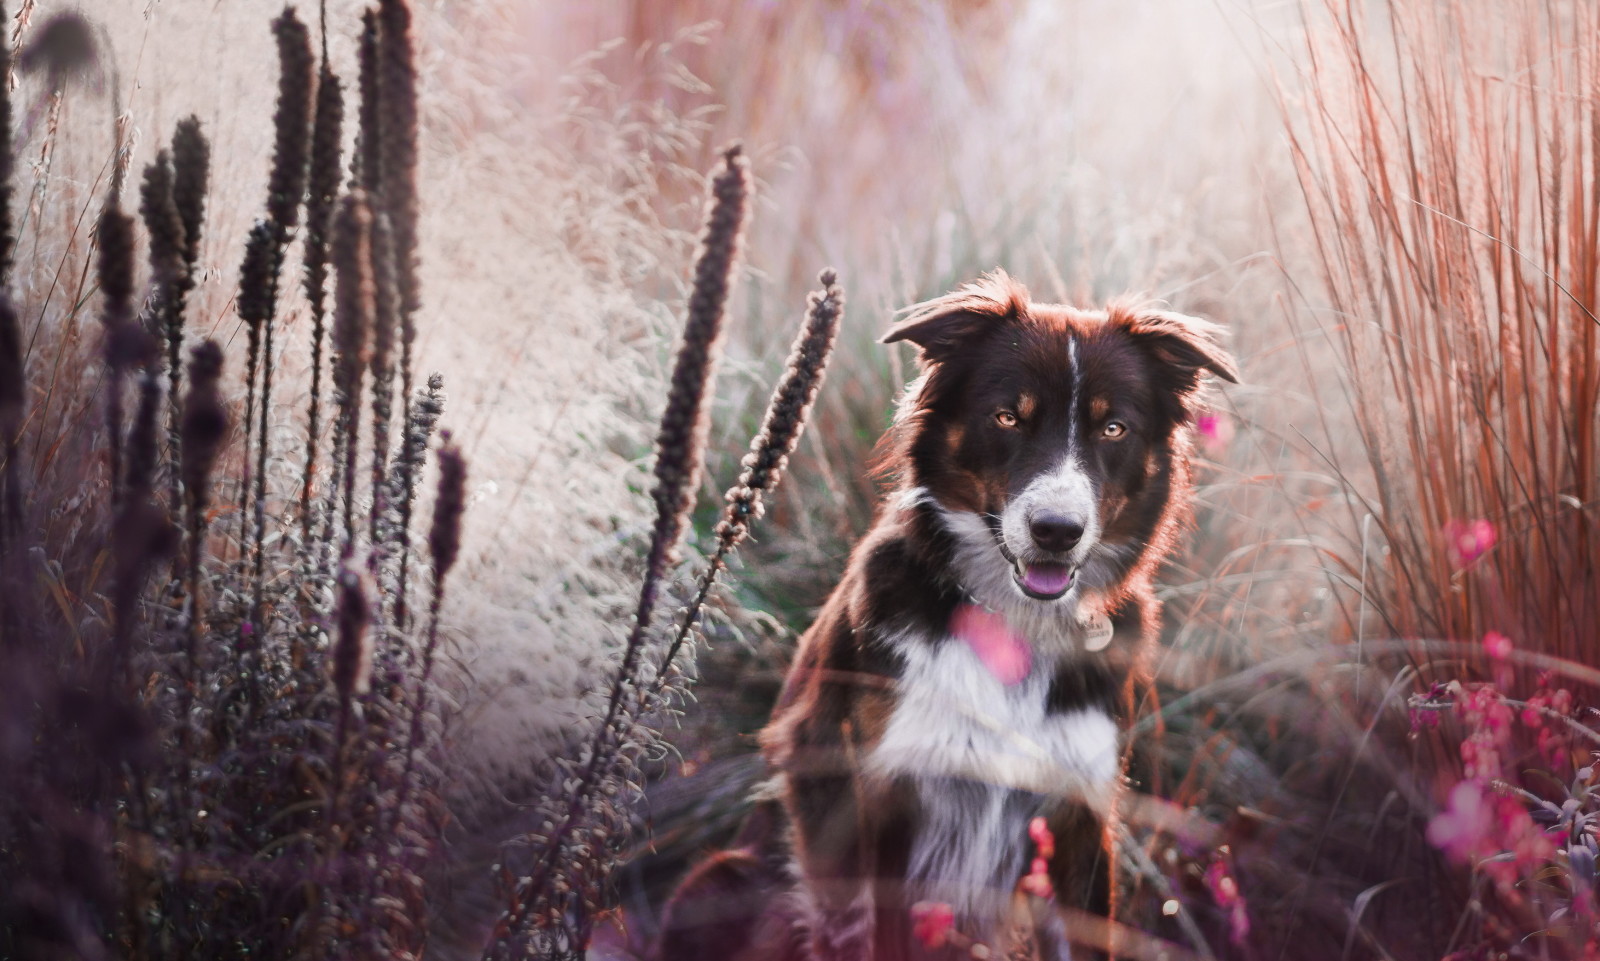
986;518;1078;601
1012;558;1076;600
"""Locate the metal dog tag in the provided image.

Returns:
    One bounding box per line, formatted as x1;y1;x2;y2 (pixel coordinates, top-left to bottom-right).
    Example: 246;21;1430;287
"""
1082;613;1114;652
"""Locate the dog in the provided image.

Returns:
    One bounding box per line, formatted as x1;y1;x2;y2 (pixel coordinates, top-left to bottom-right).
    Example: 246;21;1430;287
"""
659;271;1238;961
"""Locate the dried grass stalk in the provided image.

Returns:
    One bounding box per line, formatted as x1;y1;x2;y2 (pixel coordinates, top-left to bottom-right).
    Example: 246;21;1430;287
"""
1285;0;1600;661
377;0;421;405
658;268;843;676
486;142;749;960
389;372;444;629
0;0;13;283
330;192;375;547
97;203;137;510
301;59;344;533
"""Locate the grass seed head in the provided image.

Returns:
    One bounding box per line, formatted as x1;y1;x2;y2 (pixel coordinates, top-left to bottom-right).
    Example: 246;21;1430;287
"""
334;559;374;699
429;432;465;580
237;220;278;328
305;63;344;301
97;204;136;318
651;144;748;564
333;192;375;396
268;7;315;234
139;150;185;288
718;268;842;550
170;116;210;274
18;12;96;89
181;340;227;502
356;10;382;193
377;0;421;321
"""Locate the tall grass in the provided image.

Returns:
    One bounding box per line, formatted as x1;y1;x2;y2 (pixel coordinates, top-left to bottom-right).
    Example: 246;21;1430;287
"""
1260;0;1600;954
0;5;852;958
1288;0;1598;659
8;0;1596;958
0;4;465;957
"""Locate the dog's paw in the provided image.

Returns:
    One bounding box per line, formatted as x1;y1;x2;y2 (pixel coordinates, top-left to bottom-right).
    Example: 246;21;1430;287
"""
809;896;875;961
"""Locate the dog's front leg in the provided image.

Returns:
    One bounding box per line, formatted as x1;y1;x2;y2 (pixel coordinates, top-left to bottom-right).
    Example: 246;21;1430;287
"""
1032;802;1113;961
786;768;881;961
808;880;876;961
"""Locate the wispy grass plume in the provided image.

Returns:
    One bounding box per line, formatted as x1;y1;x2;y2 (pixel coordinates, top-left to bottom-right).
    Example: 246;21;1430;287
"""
389;371;444;629
164;119;210;507
377;0;420;404
483;142;749;961
301;54;343;533
659;267;843;675
246;6;315;619
96;202;136;511
330;190;374;547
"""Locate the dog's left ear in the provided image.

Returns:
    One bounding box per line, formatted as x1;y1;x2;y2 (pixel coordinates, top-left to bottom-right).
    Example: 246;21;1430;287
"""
882;271;1028;363
1122;308;1241;389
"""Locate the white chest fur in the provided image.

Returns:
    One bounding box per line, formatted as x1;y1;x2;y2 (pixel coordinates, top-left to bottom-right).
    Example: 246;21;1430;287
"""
862;631;1119;924
865;631;1119;797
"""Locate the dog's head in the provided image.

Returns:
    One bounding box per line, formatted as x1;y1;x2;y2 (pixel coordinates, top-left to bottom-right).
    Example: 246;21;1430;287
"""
883;271;1238;606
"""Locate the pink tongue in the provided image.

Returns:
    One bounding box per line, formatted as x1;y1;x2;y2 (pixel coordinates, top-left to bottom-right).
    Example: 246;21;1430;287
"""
1022;563;1073;595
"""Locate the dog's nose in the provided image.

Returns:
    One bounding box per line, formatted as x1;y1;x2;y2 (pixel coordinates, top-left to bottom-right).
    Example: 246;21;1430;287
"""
1029;511;1085;553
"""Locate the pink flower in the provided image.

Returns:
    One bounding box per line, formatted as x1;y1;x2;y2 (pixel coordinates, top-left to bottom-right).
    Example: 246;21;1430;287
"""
1020;858;1054;898
910;901;955;949
1205;861;1241;908
1028;817;1056;859
1428;781;1494;862
1019;817;1057;898
951;603;1032;686
1444;518;1497;567
1483;631;1513;660
1195;411;1234;454
1204;861;1249;943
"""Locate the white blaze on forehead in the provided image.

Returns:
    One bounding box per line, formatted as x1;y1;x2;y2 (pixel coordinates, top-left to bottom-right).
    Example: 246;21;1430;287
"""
996;331;1098;557
1067;334;1081;445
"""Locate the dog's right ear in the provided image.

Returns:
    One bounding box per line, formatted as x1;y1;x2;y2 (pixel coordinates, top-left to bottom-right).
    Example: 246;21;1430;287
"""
881;271;1028;363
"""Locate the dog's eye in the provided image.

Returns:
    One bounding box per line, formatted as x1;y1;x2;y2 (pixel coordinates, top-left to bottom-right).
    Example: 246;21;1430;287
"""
995;410;1019;428
1102;420;1127;439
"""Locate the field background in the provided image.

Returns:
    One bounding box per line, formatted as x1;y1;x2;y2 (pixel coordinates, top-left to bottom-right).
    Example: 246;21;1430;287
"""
7;0;1596;957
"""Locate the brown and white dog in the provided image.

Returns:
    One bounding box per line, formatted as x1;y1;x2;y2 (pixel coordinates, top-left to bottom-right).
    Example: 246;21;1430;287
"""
659;272;1238;961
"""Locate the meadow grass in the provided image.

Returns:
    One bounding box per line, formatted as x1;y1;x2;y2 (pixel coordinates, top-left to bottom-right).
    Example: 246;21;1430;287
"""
2;1;1598;959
